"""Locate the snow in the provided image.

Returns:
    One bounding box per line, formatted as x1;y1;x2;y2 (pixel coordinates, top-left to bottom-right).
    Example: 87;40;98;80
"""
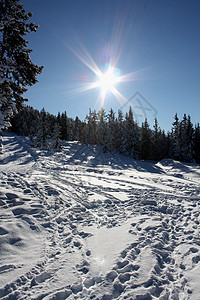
85;219;136;276
0;132;200;299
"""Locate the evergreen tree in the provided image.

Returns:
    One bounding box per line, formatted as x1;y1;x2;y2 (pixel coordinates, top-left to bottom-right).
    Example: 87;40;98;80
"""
96;108;107;148
104;108;115;152
160;130;170;159
51;122;62;151
33;108;49;150
84;109;97;145
179;114;194;162
67;118;75;141
73;116;82;141
170;114;195;162
140;119;152;160
193;123;200;163
57;112;61;126
11;105;40;136
152;118;165;161
0;0;43;132
115;109;125;154
152;118;160;160
185;115;194;161
60;112;69;140
171;113;181;160
123;107;140;159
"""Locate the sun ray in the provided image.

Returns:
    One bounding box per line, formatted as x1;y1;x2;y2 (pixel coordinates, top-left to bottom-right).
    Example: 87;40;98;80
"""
98;89;107;107
110;86;128;106
64;37;143;107
67;44;102;78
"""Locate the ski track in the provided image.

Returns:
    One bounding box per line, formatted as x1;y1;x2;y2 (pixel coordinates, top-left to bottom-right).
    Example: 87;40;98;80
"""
0;134;200;300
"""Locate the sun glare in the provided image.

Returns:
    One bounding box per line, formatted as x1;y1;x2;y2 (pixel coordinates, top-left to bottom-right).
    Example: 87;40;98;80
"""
96;67;118;93
65;40;138;106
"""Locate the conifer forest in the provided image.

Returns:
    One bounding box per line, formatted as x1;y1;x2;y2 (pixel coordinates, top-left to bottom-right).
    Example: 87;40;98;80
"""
11;106;200;163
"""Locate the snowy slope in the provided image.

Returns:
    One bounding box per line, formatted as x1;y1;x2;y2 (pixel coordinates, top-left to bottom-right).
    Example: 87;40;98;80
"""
0;133;200;300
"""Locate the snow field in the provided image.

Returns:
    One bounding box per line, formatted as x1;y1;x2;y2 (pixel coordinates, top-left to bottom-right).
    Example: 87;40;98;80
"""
0;133;200;299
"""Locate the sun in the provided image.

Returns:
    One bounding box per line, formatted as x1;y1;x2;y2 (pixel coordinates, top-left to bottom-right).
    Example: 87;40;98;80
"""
96;67;119;93
66;41;138;106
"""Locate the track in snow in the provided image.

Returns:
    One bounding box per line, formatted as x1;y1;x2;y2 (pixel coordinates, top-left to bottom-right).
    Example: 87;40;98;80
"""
0;134;200;299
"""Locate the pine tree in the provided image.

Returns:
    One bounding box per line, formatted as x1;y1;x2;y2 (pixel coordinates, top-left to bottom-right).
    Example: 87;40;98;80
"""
72;116;81;141
84;109;97;145
33;108;49;150
104;108;115;152
123;107;140;159
184;115;194;162
193;123;200;163
140;119;152;160
171;113;181;160
152;118;164;161
115;109;125;154
152;118;159;160
96;108;107;148
51;122;62;151
179;114;194;162
59;112;69;140
160;130;170;159
0;0;43;132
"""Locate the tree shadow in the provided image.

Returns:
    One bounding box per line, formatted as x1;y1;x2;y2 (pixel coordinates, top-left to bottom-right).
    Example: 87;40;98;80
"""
62;142;165;174
2;133;39;165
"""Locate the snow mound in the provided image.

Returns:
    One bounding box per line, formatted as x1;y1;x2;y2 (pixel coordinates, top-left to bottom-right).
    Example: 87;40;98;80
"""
158;158;200;182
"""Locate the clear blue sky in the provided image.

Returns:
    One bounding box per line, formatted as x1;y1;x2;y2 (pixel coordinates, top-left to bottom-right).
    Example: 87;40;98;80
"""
23;0;200;131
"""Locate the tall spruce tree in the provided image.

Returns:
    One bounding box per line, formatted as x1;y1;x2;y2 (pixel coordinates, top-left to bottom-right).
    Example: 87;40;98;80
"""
33;108;49;150
124;107;140;159
0;0;43;132
171;113;181;160
152;118;165;161
59;112;69;140
85;109;97;145
51;122;62;151
140;119;152;160
105;108;115;152
96;108;107;148
193;123;200;163
177;114;193;162
115;109;125;154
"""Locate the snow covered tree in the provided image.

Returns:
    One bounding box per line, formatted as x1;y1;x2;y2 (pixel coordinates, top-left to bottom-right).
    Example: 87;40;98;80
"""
0;0;43;132
84;109;98;145
114;109;125;154
73;116;82;141
104;108;115;152
152;118;160;160
58;111;69;140
170;114;195;162
32;108;49;150
96;108;107;147
123;107;140;159
171;113;181;160
51;122;62;151
152;118;167;161
193;123;200;163
179;114;194;162
140;119;152;160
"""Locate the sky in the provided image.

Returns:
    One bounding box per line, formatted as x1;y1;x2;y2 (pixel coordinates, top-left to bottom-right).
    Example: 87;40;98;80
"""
23;0;200;131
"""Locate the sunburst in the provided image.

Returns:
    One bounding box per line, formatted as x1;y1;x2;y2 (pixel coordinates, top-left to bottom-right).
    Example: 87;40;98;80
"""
65;41;140;107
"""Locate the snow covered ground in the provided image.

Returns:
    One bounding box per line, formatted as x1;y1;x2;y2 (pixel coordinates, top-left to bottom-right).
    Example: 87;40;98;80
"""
0;133;200;300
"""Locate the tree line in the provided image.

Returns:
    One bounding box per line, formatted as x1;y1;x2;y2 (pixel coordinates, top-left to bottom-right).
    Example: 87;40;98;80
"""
11;105;200;163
